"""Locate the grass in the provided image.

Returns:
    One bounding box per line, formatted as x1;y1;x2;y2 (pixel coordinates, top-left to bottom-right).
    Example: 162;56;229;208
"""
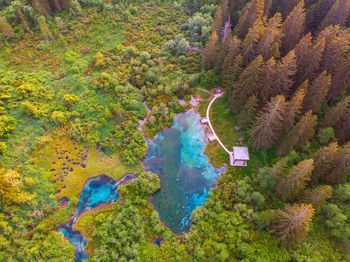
198;101;209;117
204;141;228;167
209;96;243;149
196;89;211;99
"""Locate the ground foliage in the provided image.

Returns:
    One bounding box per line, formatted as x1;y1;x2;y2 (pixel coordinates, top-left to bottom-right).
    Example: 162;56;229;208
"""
0;0;350;261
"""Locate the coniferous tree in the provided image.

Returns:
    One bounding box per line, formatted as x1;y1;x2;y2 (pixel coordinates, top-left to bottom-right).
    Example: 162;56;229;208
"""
0;16;15;39
327;143;350;185
337;110;350;143
284;81;306;130
235;0;265;38
268;156;289;179
273;50;297;97
322;96;350;130
312;142;339;185
329;56;350;99
264;0;273;16
237;95;258;129
218;31;235;69
305;0;334;33
317;25;350;74
223;54;243;92
259;57;276;104
280;0;301;18
213;5;224;35
272;204;315;247
220;36;242;77
241;18;265;64
303;185;332;213
276;159;314;201
231;55;264;113
320;0;350;30
280;0;306;55
203;31;219;69
293;110;318;149
257;13;283;60
249;95;288;149
303;71;331;113
294;33;325;84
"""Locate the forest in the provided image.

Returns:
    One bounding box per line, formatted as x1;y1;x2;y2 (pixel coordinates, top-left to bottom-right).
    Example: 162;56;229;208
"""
0;0;350;261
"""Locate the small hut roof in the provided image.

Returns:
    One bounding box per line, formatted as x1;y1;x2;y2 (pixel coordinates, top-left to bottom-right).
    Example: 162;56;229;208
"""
232;146;249;160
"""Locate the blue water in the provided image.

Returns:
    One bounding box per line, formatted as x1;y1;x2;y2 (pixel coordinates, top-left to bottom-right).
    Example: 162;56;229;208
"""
143;109;223;234
153;237;163;247
58;174;136;261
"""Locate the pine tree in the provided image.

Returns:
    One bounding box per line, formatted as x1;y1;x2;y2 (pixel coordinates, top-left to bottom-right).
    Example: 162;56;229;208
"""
273;50;297;97
337;110;350;143
320;0;350;30
257;13;283;60
294;111;318;149
305;0;334;33
259;57;276;104
237;95;258;129
223;54;243;92
213;5;224;35
284;81;307;130
280;0;301;18
268;156;289;179
322;96;350;130
264;0;273;16
327;142;350;184
329;55;350;99
303;71;331;113
303;185;332;213
218;31;235;69
235;0;265;38
276;159;314;201
294;33;325;84
220;36;241;77
249;95;288;149
280;0;306;55
231;55;264;112
317;25;350;74
312;142;339;184
241;18;266;64
203;31;219;69
272;204;315;247
0;17;15;39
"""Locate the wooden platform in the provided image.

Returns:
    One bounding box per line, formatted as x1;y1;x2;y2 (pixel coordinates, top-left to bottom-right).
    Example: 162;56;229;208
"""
201;117;208;124
207;133;217;141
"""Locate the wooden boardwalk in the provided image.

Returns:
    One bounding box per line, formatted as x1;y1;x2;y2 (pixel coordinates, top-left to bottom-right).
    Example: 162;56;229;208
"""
206;93;231;155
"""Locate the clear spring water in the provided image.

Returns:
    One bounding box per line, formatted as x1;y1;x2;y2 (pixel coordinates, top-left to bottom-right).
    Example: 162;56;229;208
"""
143;109;223;234
57;174;136;262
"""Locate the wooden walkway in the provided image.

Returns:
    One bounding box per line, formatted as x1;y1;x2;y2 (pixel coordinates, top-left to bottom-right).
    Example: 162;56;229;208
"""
206;93;232;155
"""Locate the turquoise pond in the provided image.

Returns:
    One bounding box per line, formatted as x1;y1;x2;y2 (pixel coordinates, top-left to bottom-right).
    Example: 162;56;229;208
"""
144;109;224;234
58;174;136;262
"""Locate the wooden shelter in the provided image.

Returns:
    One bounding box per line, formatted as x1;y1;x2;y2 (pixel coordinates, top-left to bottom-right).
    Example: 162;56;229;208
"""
230;146;249;166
